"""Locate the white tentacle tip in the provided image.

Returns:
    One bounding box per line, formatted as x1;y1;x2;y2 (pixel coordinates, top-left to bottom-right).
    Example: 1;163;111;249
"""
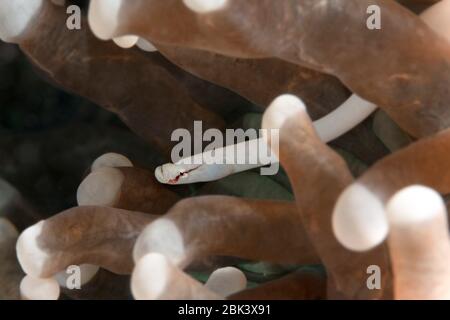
205;267;247;297
133;218;186;265
91;152;133;172
88;0;123;40
332;183;388;252
154;166;166;184
183;0;228;13
131;253;170;300
155;164;183;184
20;275;60;300
0;0;43;43
262;94;307;130
386;185;445;226
76;167;124;206
137;38;158;52
16;221;48;277
113;35;139;49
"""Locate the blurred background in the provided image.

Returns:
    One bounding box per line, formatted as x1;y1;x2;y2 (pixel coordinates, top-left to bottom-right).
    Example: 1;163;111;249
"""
0;41;163;226
0;38;310;299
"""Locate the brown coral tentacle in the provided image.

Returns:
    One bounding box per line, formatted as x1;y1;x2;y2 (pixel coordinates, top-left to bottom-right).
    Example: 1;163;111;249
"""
16;206;156;278
131;253;222;300
77;166;179;214
333;127;450;252
262;95;391;299
157;45;349;120
133;196;319;268
386;185;450;299
89;0;450;138
12;1;225;155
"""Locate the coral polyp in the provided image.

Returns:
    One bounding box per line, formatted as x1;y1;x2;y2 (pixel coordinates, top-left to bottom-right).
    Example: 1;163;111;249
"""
1;0;450;301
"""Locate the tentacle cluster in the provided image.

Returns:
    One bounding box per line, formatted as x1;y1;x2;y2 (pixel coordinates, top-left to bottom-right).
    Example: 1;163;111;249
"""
1;0;450;300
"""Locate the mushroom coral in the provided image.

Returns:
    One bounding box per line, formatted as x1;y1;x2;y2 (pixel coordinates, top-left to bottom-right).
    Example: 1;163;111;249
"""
88;0;450;138
333;126;450;252
2;0;362;156
2;0;450;300
77;166;180;212
261;95;392;299
16;206;157;278
386;185;450;299
2;0;226;155
133;196;319;267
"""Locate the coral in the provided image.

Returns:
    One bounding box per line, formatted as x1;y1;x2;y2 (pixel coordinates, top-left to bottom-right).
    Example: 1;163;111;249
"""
87;0;450;138
386;185;450;299
1;0;450;301
133;196;319;267
262;95;391;299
